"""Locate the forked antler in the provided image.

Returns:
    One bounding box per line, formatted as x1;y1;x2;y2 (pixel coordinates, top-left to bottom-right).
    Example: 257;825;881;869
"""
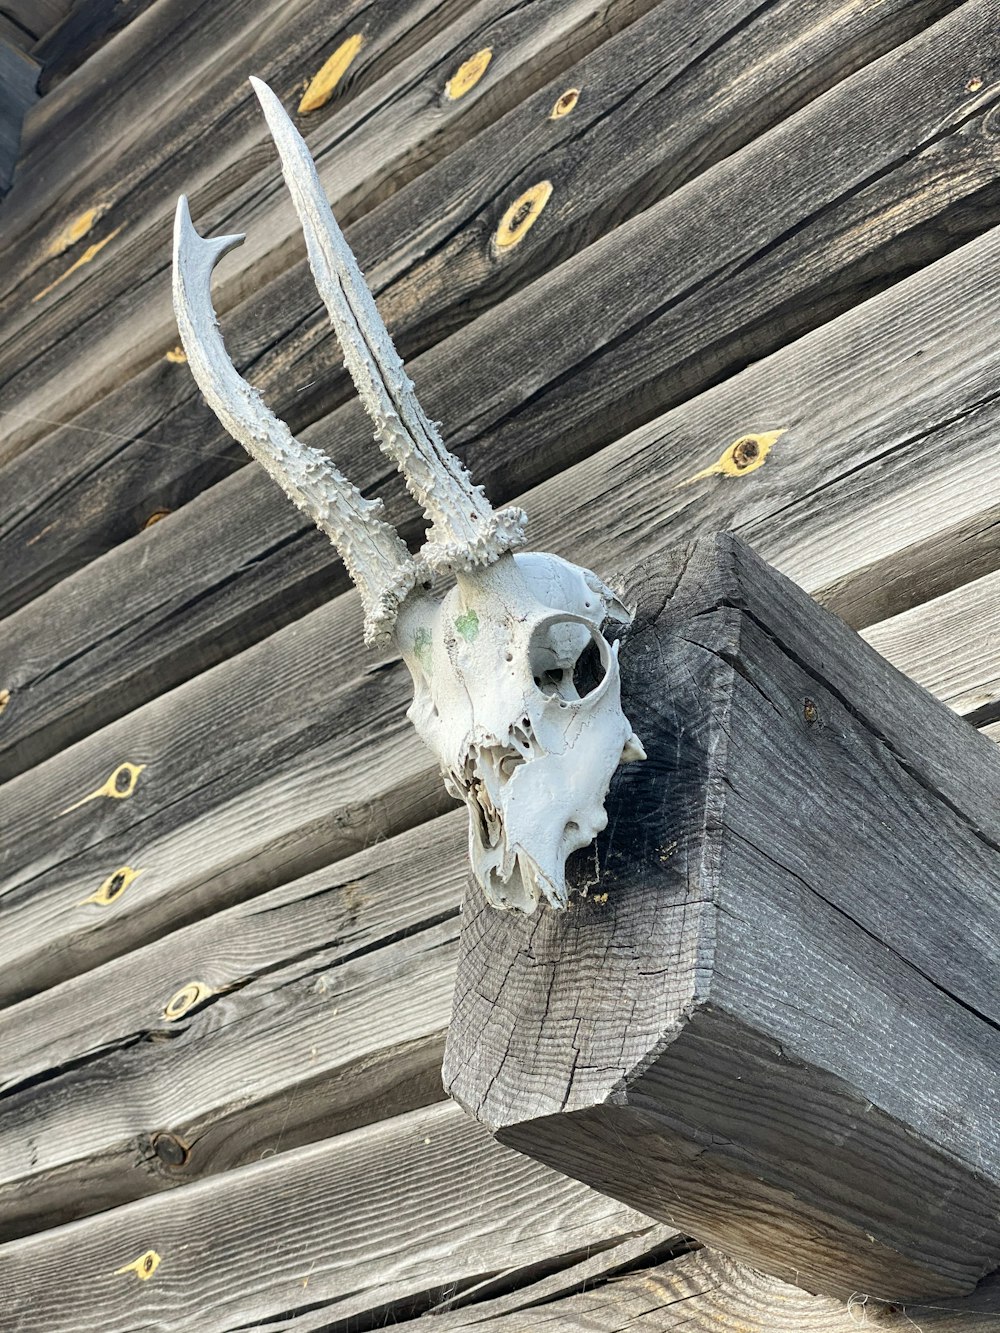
172;77;527;646
173;199;417;645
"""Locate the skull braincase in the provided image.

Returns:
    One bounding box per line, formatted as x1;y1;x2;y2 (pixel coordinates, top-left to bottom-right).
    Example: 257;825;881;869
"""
172;77;644;915
398;552;643;912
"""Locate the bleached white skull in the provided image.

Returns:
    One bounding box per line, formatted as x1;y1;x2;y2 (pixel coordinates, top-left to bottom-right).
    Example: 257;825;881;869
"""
172;78;644;913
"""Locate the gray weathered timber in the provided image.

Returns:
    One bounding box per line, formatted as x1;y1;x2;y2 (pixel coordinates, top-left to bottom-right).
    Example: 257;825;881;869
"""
423;1249;1000;1332
862;568;1000;727
0;0;663;464
0;38;36;193
0;1100;659;1332
444;533;1000;1302
0;811;465;1239
1;201;998;787
0;0;954;605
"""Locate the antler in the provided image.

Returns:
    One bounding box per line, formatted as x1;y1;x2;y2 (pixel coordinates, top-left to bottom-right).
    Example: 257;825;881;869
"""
172;197;418;646
248;76;527;574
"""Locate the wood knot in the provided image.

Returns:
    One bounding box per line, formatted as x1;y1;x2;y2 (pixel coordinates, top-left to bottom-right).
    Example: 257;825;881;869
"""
163;981;214;1021
446;48;492;99
494;182;553;251
59;761;146;814
152;1132;189;1167
299;34;364;114
803;698;819;724
116;1250;161;1281
550;87;579;119
678;430;785;487
80;865;143;907
0;688;9;718
143;509;171;529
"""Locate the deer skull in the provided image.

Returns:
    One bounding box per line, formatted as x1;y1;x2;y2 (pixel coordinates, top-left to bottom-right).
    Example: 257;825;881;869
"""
172;78;644;912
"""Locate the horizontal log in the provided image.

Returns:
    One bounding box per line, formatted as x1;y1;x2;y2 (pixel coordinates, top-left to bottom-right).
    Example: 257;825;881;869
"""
0;811;466;1239
445;533;1000;1302
1;0;996;756
862;568;1000;726
426;1248;1000;1331
0;0;954;606
0;0;662;461
2;194;999;792
0;1100;659;1331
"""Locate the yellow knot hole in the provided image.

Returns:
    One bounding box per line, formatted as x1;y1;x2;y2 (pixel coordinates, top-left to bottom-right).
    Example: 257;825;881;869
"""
163;981;214;1021
60;761;146;814
679;430;785;487
550;88;580;119
0;688;9;718
116;1250;161;1281
446;48;492;100
33;227;122;303
143;509;171;529
80;865;144;907
494;181;553;251
44;204;109;260
299;34;364;114
165;345;187;364
967;76;984;92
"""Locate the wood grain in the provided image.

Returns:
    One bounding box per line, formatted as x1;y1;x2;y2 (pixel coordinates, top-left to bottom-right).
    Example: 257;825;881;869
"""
0;812;466;1238
427;1248;1000;1331
446;534;1000;1301
862;568;1000;726
0;0;663;462
0;1100;659;1331
0;0;955;606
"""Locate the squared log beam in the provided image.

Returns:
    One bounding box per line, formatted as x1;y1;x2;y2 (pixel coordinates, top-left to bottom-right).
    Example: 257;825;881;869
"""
444;533;1000;1303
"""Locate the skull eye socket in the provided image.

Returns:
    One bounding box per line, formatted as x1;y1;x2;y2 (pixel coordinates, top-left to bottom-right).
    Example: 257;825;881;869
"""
528;617;610;704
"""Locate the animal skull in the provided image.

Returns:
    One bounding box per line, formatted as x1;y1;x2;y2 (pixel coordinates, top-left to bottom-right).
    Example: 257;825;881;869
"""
172;78;644;912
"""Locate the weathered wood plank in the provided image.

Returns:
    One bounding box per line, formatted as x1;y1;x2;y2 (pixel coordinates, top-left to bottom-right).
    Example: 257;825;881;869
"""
0;1100;659;1330
424;1248;1000;1331
1;0;951;610
445;534;1000;1301
0;0;664;462
861;568;1000;726
3;202;1000;785
0;811;466;1239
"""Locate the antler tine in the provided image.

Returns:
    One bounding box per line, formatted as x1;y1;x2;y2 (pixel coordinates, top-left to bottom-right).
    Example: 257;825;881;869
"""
249;76;527;575
172;195;419;646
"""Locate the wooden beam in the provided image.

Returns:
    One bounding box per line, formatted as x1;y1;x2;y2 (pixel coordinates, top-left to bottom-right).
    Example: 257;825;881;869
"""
444;533;1000;1302
0;1100;662;1330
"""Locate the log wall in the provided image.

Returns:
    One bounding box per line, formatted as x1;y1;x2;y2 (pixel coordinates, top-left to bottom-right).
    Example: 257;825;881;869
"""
0;0;998;1326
